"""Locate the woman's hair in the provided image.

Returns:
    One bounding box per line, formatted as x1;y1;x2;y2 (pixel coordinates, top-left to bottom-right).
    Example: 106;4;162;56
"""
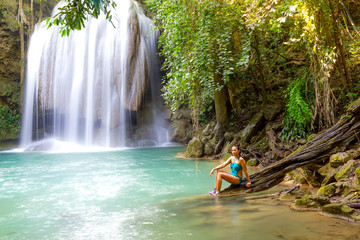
232;145;240;150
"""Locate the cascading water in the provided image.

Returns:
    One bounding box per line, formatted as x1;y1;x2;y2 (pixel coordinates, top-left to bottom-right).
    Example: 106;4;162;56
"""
20;0;170;150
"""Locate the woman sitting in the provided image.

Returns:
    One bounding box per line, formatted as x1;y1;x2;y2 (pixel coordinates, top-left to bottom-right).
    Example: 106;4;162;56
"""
209;145;251;195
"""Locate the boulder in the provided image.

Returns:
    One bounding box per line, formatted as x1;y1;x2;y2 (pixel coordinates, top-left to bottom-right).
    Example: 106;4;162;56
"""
185;137;203;158
353;166;360;191
334;160;358;182
322;203;359;219
240;111;265;143
329;152;351;168
295;195;330;208
321;167;338;186
263;103;282;121
318;163;335;177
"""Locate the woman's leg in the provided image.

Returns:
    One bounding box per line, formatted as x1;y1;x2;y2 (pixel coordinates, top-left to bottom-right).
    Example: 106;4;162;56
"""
215;169;227;191
216;171;240;192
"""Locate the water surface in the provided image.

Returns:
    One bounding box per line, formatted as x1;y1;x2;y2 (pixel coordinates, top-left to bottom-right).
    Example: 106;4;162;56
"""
0;146;359;239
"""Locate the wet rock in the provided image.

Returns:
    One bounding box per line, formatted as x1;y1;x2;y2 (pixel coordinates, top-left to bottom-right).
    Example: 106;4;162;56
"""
318;163;336;177
334;160;358;182
288;169;307;184
321;167;338;186
263;103;283;121
204;143;214;156
301;168;321;187
322;203;359;219
240;111;265;143
185;137;203;158
353;166;360;191
280;188;312;200
329;152;351;168
295;195;330;208
317;183;336;197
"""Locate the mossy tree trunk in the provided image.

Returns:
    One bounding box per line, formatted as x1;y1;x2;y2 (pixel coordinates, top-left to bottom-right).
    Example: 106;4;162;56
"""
221;98;360;195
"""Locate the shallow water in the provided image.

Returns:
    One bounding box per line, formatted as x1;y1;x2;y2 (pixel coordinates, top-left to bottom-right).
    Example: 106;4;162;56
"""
0;146;359;240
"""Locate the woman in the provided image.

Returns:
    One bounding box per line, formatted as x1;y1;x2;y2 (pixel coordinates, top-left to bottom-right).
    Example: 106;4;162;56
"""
209;145;251;195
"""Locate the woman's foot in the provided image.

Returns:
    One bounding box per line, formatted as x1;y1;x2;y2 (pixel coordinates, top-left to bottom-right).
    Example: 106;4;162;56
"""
209;188;218;195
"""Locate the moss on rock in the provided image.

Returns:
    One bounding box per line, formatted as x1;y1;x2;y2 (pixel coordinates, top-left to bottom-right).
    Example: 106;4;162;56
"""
329;152;351;168
295;195;330;208
322;203;358;219
353;166;360;191
317;183;336;197
334;160;358;182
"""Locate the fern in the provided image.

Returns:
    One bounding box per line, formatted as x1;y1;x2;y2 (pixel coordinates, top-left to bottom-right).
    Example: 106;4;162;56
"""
281;77;312;142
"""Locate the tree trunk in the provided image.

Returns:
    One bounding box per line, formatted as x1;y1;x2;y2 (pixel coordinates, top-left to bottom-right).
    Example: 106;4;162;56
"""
214;73;229;130
252;29;268;104
221;98;360;196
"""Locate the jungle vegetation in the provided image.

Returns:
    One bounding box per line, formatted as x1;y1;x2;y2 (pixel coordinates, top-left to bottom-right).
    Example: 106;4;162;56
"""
145;0;360;142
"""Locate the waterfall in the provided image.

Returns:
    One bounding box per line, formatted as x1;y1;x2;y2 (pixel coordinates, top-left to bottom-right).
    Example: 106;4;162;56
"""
20;0;170;149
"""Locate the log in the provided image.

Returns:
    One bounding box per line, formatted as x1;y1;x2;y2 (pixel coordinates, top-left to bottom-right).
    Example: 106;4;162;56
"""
221;98;360;195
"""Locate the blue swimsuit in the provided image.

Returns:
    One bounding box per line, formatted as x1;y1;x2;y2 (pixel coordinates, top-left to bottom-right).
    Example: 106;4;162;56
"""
230;161;242;183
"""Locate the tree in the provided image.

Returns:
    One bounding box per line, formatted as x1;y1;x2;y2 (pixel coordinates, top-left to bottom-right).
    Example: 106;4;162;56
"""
46;0;116;36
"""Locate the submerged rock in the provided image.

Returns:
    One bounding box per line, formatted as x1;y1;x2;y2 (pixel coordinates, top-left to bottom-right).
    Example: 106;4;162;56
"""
322;203;359;220
295;195;330;208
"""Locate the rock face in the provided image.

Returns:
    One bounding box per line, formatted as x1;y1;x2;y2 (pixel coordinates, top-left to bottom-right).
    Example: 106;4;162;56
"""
0;0;57;108
123;4;148;111
0;0;21;106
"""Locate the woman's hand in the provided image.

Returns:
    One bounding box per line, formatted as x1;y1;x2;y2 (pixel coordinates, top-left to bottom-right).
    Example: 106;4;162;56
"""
210;168;215;177
246;182;252;188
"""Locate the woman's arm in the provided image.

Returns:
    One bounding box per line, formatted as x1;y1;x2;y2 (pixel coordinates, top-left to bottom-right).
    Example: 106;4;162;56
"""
210;158;232;177
240;158;251;188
